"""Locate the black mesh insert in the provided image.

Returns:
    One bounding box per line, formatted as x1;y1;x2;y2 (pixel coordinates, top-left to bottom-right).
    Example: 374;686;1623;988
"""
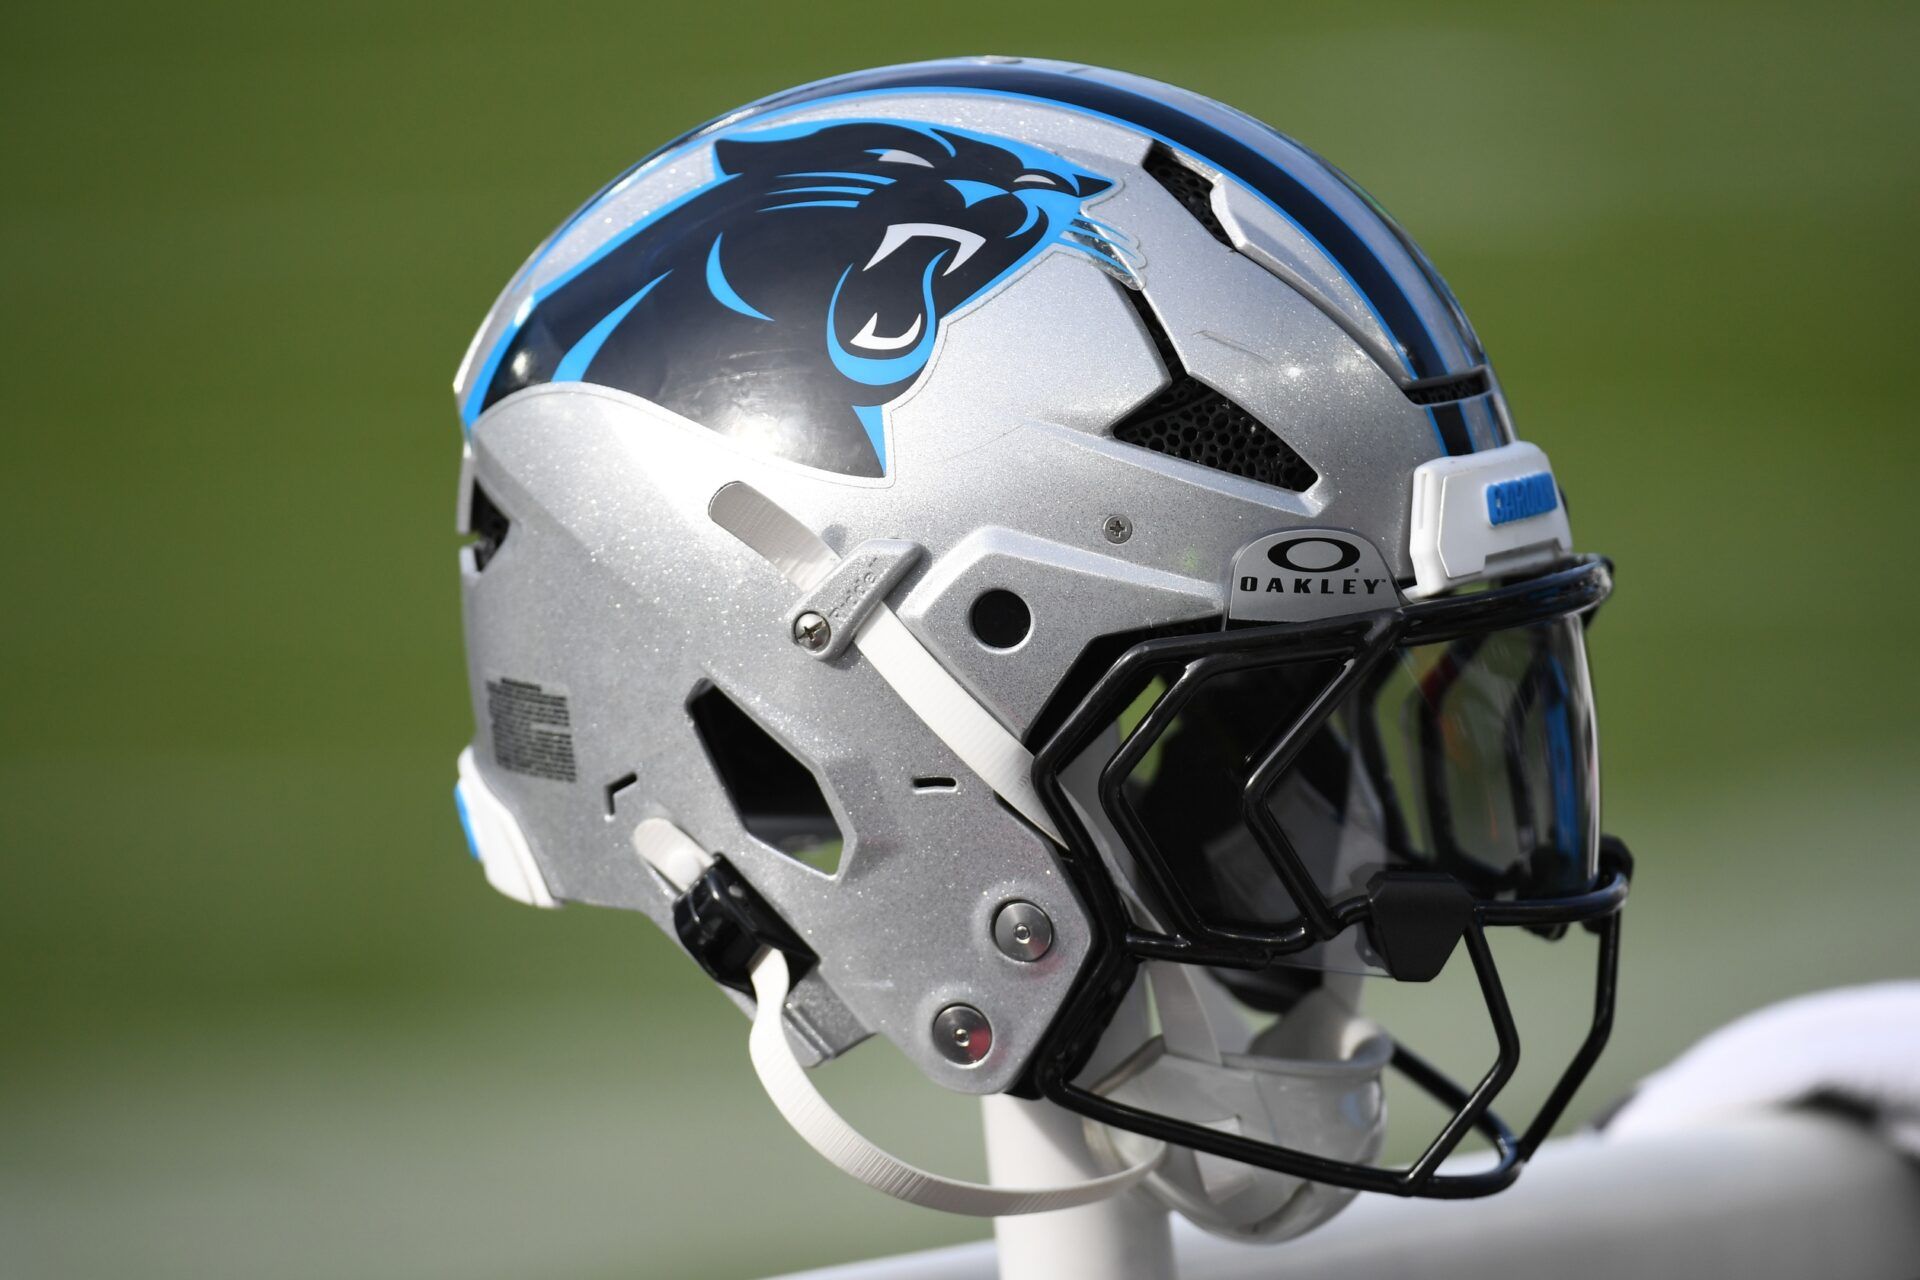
1144;143;1232;247
1403;368;1491;406
1111;290;1319;492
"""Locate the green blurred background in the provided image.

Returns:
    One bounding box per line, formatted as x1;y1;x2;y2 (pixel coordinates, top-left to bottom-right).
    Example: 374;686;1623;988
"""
4;2;1917;1276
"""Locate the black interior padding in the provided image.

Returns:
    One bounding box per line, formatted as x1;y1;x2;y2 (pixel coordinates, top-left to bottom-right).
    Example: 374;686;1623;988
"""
467;483;511;572
687;685;841;853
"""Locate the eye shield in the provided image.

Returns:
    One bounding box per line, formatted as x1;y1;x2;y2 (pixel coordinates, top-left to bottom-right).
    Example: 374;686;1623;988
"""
1027;554;1632;1198
1105;575;1600;975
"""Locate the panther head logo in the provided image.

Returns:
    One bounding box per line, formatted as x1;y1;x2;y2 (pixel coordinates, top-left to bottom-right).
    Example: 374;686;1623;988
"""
466;119;1134;477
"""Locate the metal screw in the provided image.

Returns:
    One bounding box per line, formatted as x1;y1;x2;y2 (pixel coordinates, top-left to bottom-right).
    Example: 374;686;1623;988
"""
791;611;830;651
932;1004;993;1065
1103;514;1133;544
992;901;1054;962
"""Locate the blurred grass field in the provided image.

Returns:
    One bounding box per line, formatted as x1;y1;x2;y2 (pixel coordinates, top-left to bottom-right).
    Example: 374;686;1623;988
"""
3;2;1918;1276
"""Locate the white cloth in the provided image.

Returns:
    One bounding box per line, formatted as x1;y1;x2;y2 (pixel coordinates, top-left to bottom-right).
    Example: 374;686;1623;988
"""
1606;982;1920;1156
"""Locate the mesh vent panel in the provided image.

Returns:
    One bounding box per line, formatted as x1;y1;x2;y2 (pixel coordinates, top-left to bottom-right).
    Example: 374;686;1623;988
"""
1112;384;1319;491
1111;291;1319;492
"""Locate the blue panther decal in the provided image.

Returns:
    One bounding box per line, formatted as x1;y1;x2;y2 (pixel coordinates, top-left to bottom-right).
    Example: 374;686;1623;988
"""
465;119;1134;477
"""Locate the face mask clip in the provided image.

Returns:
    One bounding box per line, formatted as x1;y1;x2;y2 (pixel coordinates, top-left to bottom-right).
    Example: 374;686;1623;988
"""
1365;871;1476;982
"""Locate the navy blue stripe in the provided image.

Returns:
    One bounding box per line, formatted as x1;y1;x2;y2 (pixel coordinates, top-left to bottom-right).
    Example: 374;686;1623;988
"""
736;64;1459;388
1430;403;1474;456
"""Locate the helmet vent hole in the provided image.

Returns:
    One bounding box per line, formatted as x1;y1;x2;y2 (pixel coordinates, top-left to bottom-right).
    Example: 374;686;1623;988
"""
687;685;843;875
912;776;958;793
602;771;639;818
1110;289;1319;492
970;590;1032;650
466;482;512;571
1403;368;1491;406
1143;143;1232;248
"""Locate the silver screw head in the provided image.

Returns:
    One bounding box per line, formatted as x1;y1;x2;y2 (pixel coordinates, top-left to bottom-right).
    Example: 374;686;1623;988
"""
992;900;1054;962
791;611;830;651
932;1004;993;1065
1103;514;1133;544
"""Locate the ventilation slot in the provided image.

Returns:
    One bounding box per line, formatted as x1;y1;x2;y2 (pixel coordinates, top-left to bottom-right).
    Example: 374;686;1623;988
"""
1144;143;1232;247
467;482;512;571
602;772;638;818
1402;368;1490;406
688;685;843;875
1110;290;1319;492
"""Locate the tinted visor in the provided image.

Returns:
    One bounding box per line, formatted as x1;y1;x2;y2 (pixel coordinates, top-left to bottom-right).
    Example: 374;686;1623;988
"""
1099;598;1598;973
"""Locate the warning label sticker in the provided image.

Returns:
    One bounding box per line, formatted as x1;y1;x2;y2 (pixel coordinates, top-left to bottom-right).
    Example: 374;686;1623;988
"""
486;677;578;782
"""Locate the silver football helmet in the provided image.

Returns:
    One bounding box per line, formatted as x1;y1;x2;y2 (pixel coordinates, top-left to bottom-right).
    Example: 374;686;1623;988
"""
449;56;1632;1238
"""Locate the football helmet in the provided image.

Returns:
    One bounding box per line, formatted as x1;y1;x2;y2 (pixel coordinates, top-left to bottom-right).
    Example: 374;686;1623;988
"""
449;56;1632;1235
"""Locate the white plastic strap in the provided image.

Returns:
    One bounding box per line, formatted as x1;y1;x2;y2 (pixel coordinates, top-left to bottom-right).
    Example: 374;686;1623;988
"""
747;947;1163;1217
455;747;558;908
709;482;1060;842
1144;962;1226;1066
630;815;1161;1217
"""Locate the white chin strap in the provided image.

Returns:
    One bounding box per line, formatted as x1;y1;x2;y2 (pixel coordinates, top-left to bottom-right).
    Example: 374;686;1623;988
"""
748;947;1162;1216
633;808;1161;1219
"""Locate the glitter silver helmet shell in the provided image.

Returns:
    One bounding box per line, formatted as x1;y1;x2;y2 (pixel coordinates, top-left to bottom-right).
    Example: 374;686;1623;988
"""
450;56;1628;1231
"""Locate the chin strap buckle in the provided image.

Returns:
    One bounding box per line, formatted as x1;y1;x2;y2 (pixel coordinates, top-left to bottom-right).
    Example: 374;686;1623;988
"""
672;856;816;996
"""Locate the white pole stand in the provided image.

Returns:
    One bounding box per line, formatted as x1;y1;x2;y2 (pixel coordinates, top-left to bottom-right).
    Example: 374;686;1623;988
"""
982;1094;1176;1280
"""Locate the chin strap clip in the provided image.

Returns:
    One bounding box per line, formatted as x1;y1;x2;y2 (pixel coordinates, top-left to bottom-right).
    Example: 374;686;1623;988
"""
633;816;1163;1216
747;948;1163;1216
1365;871;1475;982
672;856;816;996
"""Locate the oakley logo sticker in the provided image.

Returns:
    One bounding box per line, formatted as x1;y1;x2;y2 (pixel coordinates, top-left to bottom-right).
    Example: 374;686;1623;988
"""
1266;536;1361;574
1228;528;1402;623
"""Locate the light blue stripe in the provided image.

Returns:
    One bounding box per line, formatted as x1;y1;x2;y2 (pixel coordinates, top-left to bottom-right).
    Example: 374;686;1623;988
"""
705;235;771;321
554;272;669;383
453;786;481;863
758;199;860;211
767;184;875;197
1476;397;1502;451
